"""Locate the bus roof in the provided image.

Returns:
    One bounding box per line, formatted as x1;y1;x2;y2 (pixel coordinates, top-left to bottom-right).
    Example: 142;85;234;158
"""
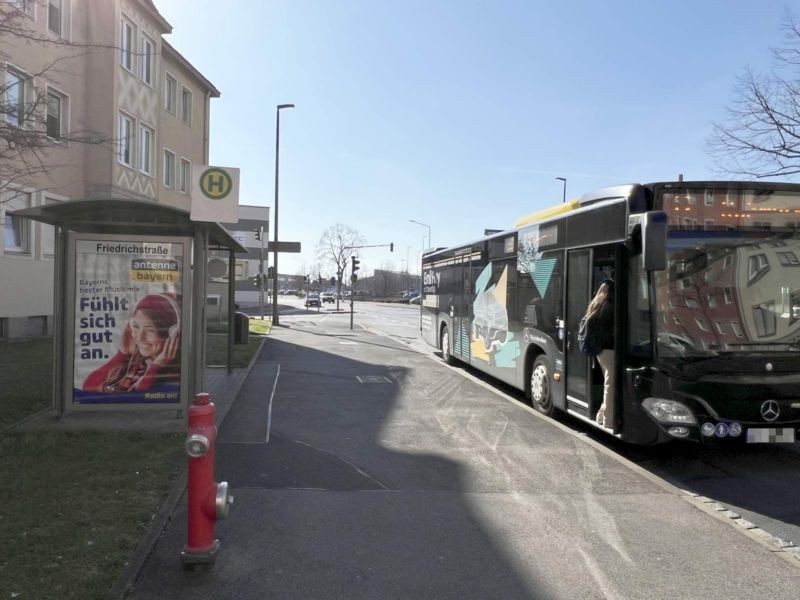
423;180;800;262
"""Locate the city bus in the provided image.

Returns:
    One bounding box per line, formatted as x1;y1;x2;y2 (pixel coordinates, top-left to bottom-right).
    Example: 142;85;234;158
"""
420;181;800;444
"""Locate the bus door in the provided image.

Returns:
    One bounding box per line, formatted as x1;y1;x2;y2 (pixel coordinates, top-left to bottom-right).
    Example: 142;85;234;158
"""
565;249;592;418
452;258;471;361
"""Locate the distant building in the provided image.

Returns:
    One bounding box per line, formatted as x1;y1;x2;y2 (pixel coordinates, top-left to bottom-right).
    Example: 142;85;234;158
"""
1;0;219;338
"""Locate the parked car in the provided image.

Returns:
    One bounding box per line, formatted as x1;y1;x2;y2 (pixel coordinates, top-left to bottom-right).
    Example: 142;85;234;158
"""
320;292;335;303
305;294;320;308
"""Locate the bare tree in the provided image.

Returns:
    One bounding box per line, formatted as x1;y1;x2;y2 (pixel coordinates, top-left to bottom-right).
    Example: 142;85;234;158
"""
708;13;800;178
0;2;115;203
316;224;365;310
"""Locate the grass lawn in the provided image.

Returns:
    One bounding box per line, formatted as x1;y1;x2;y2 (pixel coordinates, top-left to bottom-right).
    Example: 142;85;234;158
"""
0;338;54;429
205;334;262;368
0;431;184;599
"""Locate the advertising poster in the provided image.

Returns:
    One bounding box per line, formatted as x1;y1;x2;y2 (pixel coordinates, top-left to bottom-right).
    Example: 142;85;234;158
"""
73;240;184;405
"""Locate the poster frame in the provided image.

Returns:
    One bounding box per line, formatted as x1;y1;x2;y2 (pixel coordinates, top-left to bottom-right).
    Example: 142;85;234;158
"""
64;232;192;412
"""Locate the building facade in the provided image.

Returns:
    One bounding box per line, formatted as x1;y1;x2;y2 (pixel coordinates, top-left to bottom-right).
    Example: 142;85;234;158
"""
0;0;219;338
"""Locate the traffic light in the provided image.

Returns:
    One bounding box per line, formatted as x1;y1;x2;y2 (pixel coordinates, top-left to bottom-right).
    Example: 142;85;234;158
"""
330;277;336;287
251;274;261;287
390;243;394;252
267;266;274;278
352;256;360;274
253;227;262;241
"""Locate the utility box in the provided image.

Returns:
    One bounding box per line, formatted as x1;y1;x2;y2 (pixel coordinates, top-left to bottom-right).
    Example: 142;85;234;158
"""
234;312;249;345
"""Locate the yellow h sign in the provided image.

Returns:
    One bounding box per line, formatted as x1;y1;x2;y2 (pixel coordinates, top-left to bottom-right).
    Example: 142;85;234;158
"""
200;168;232;200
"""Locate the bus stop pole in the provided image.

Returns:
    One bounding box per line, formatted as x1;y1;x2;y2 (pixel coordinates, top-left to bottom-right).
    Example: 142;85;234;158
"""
227;248;235;375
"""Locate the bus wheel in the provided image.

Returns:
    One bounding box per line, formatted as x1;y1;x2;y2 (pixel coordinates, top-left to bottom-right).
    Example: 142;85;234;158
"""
530;356;553;416
441;326;454;365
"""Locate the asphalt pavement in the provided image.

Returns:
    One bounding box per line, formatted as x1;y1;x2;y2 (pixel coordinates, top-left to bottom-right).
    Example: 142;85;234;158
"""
129;311;800;599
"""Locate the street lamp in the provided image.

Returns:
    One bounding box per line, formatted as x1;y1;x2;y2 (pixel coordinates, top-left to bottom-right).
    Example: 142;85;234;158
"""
409;219;431;249
272;103;294;326
556;177;567;204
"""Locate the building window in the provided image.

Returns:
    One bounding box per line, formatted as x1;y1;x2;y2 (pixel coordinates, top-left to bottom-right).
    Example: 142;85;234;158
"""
706;294;716;308
180;158;191;193
141;34;155;86
723;255;733;269
3;192;32;255
791;290;800;324
747;254;770;285
48;0;62;36
695;317;710;331
12;0;35;16
680;277;692;290
120;17;134;71
731;321;744;338
163;149;175;188
4;69;31;127
715;321;725;334
723;286;733;304
685;297;699;309
46;88;66;139
753;301;776;337
778;251;800;266
704;190;715;206
139;124;153;175
181;87;192;125
165;74;177;114
118;113;134;166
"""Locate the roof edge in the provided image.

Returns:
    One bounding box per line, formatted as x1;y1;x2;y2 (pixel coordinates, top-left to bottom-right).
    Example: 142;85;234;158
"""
161;40;221;98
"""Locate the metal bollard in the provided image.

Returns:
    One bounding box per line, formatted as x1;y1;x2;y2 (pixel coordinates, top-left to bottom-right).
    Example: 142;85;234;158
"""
181;392;233;569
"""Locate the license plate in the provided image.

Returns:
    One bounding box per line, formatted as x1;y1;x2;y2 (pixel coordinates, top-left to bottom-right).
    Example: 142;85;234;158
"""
746;428;796;443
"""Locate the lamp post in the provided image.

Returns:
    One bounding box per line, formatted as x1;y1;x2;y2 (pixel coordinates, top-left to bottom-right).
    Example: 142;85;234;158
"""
556;177;567;204
272;103;294;325
409;219;431;250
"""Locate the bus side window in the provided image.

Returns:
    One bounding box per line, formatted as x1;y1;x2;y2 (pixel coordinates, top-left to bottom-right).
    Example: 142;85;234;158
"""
628;253;651;359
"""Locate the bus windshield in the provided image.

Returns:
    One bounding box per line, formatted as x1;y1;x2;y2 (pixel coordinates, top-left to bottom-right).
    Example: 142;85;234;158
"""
653;230;800;359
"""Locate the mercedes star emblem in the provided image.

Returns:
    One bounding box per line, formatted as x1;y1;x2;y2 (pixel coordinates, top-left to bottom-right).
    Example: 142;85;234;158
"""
760;400;780;422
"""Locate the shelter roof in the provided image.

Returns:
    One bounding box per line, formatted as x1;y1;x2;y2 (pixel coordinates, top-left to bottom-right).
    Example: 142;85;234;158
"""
13;199;246;253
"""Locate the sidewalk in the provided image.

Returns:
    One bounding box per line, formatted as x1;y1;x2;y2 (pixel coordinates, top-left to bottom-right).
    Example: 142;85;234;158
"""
126;324;800;600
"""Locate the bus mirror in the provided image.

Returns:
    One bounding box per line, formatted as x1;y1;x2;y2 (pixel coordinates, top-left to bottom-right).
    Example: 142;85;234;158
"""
643;211;667;271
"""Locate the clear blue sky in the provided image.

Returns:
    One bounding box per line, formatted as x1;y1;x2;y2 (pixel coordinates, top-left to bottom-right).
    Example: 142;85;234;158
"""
157;0;793;278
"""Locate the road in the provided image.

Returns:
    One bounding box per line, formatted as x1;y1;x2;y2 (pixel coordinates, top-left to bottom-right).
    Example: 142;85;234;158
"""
254;296;800;550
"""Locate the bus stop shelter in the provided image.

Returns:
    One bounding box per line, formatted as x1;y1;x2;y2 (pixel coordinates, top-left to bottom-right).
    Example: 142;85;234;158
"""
15;199;246;418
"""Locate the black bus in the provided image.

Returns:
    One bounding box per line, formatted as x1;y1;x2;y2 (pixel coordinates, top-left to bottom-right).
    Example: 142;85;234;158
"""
420;181;800;444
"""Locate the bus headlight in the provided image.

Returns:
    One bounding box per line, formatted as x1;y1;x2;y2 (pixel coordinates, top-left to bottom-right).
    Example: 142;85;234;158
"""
642;397;697;425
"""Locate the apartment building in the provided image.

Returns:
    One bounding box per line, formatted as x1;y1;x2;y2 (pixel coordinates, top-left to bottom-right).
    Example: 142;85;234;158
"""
0;0;220;338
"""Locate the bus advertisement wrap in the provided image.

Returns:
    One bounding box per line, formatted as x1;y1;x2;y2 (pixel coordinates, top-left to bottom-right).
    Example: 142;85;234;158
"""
72;240;183;405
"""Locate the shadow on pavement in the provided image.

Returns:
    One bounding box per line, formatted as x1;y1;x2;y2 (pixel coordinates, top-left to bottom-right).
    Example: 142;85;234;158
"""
130;331;537;599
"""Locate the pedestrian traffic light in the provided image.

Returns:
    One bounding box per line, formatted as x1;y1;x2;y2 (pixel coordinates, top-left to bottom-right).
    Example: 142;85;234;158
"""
253;227;262;241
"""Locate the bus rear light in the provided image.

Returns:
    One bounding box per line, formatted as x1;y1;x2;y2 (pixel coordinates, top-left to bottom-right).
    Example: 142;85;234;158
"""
667;426;690;438
642;397;698;426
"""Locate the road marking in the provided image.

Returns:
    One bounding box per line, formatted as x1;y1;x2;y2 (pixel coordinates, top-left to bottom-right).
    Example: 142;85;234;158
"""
266;364;280;444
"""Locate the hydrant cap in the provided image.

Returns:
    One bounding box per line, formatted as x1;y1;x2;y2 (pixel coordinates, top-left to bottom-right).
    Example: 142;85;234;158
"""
194;393;211;406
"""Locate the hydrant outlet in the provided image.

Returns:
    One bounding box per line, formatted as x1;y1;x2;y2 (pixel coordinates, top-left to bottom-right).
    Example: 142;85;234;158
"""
216;481;233;520
185;433;210;458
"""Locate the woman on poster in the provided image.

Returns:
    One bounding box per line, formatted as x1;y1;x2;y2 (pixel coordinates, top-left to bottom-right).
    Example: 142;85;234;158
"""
82;293;181;393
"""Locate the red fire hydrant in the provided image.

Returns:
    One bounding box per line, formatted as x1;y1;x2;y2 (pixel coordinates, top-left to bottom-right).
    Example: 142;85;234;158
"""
180;392;233;569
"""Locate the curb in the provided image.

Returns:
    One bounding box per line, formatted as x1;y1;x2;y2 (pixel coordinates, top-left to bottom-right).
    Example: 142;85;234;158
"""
105;337;268;600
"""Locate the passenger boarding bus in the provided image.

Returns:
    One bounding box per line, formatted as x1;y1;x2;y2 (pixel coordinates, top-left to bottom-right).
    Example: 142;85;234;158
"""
420;181;800;445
